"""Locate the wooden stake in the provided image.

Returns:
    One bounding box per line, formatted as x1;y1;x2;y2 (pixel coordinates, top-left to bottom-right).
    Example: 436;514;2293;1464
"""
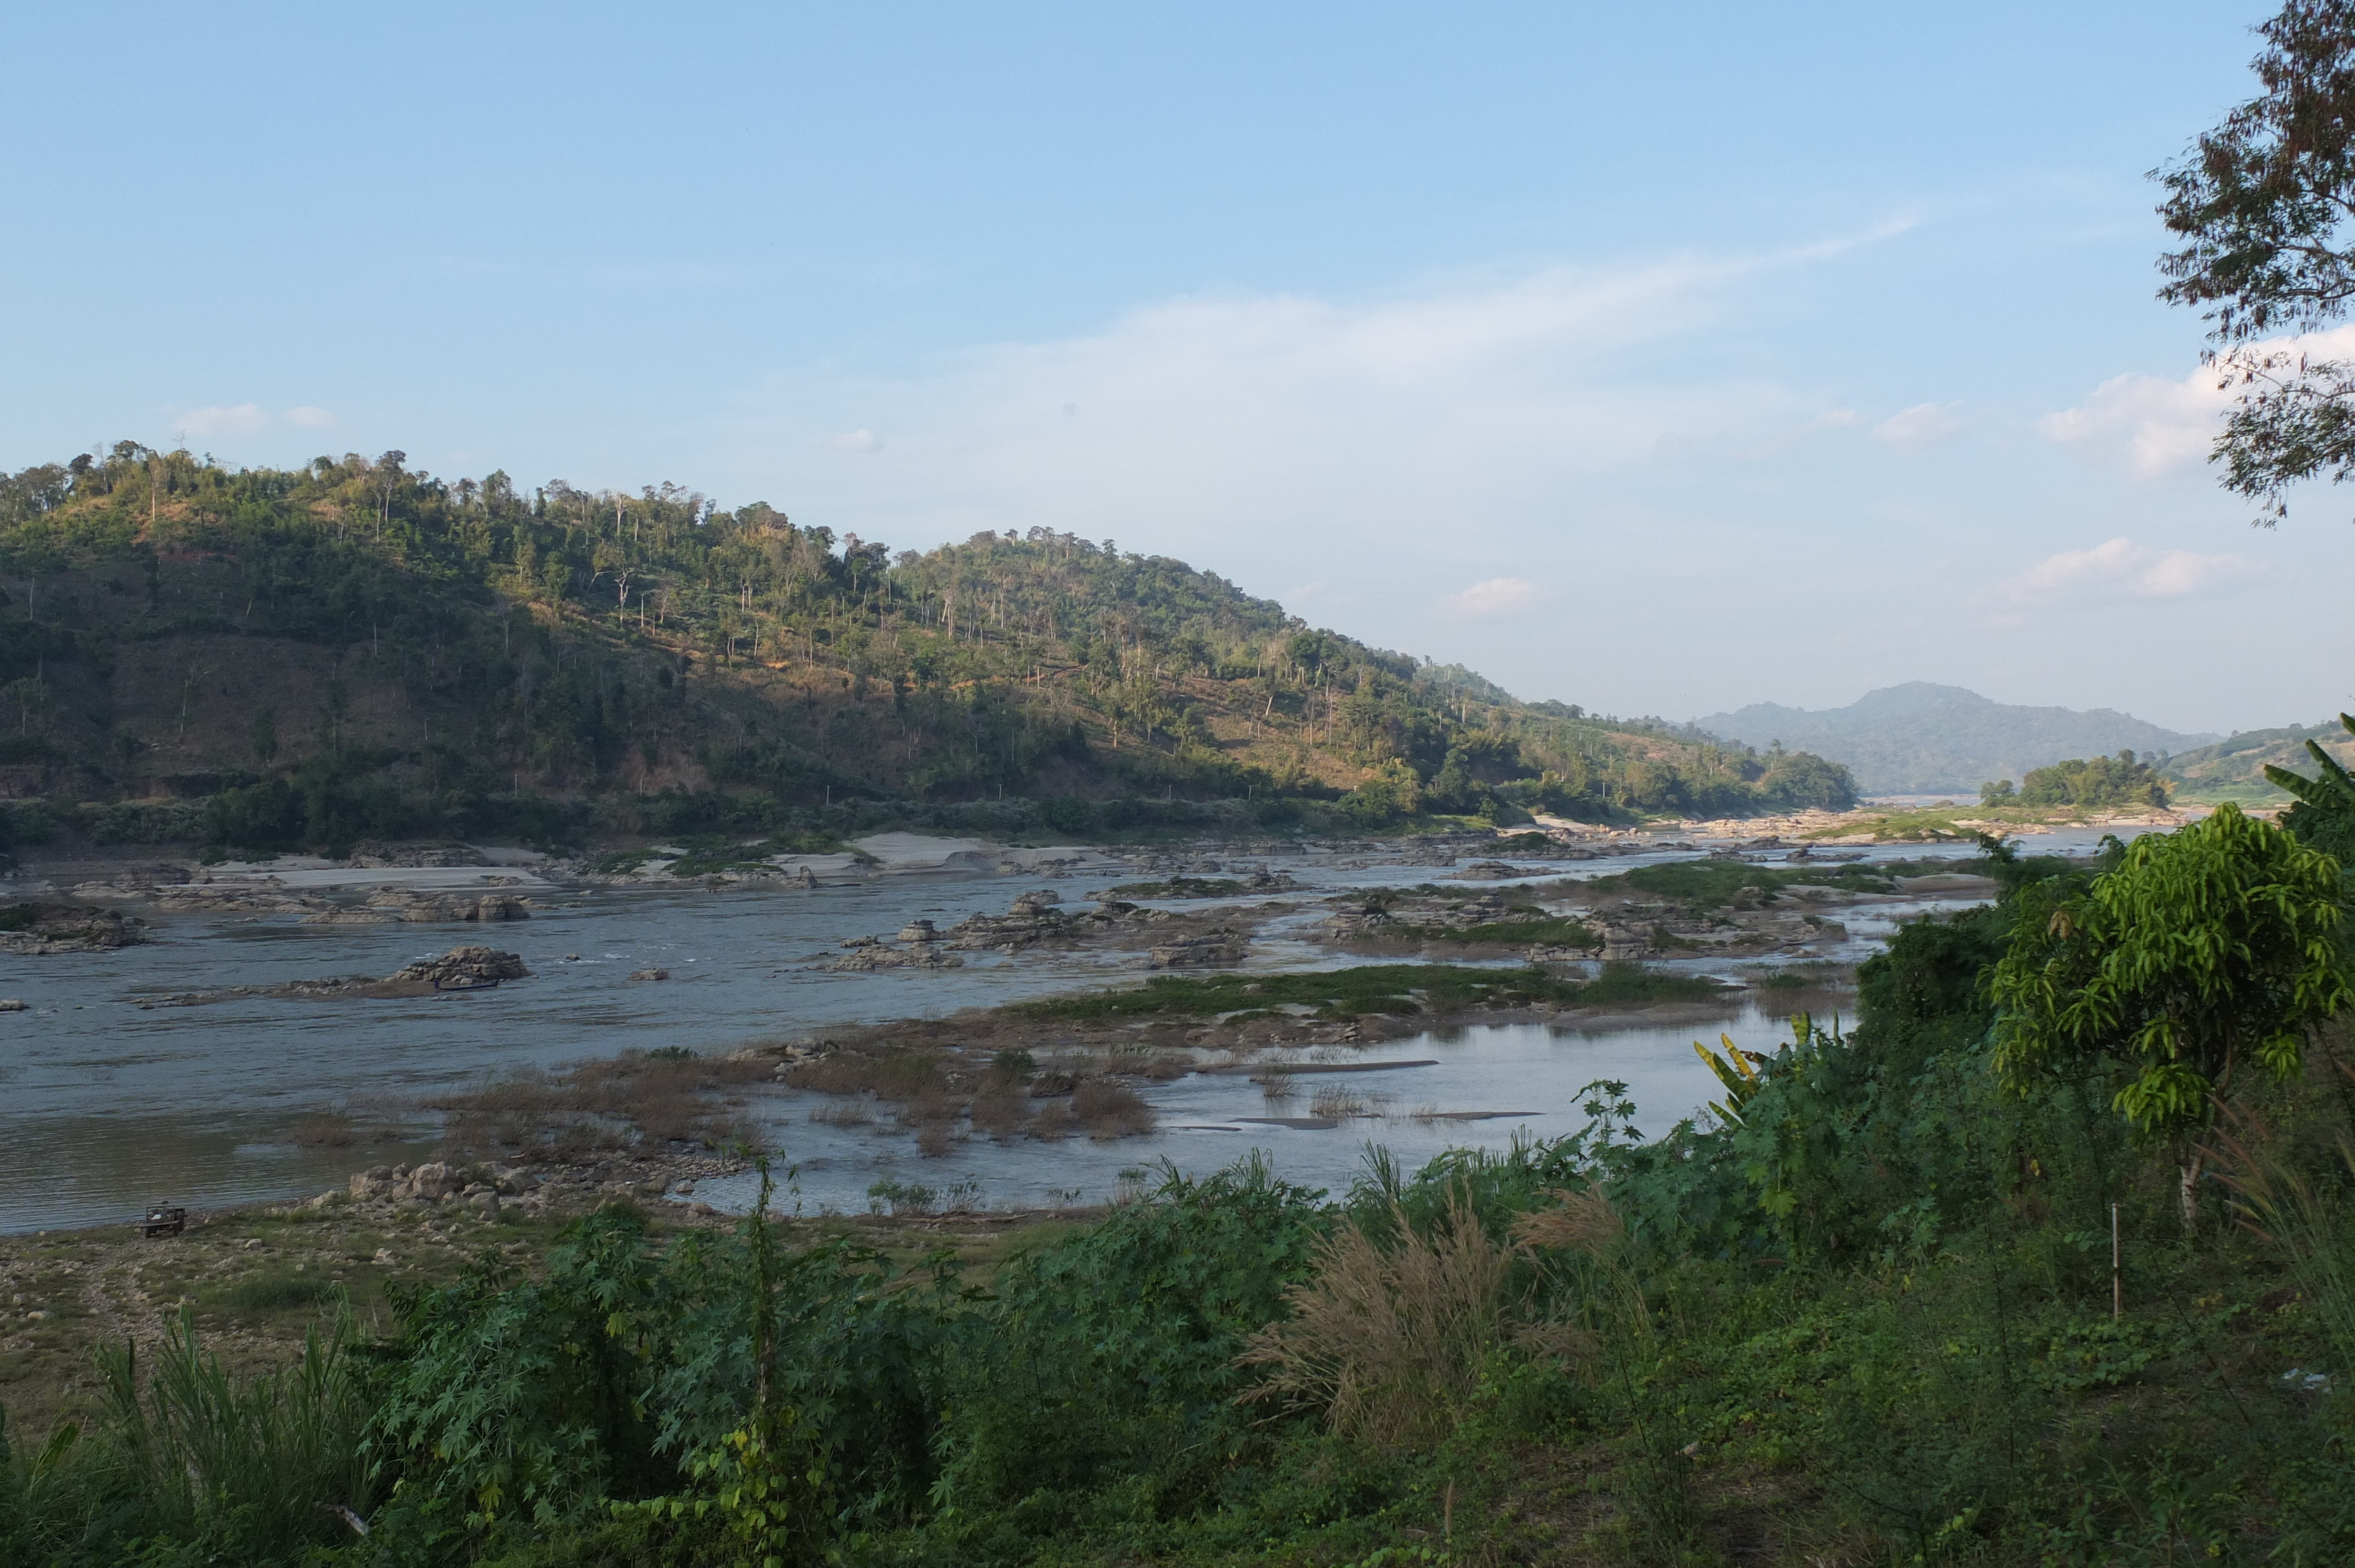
2120;1196;2138;1318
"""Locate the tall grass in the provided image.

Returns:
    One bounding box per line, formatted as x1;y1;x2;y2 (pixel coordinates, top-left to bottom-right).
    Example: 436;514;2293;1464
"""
92;1306;374;1559
2209;1101;2355;1371
1239;1183;1532;1449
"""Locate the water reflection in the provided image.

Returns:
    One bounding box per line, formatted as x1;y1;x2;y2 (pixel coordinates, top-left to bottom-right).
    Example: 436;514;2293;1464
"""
696;999;1835;1218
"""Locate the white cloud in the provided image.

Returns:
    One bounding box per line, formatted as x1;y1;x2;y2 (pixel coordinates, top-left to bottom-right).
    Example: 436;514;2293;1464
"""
284;405;337;428
1442;576;1547;619
825;428;882;453
1872;401;1962;449
784;250;1883;575
173;403;268;438
2042;324;2355;477
1998;537;2260;607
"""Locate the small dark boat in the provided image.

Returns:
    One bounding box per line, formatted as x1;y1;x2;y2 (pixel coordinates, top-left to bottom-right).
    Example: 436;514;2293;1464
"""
432;974;501;992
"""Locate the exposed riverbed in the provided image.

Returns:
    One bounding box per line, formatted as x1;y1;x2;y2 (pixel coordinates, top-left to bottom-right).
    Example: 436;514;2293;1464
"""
0;826;2144;1231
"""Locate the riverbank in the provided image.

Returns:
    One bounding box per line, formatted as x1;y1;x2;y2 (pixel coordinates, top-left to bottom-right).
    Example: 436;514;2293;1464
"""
0;1176;1089;1446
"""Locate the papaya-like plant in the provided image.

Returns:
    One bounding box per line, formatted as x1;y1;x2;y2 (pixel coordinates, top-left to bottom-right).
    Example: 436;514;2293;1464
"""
1991;803;2351;1227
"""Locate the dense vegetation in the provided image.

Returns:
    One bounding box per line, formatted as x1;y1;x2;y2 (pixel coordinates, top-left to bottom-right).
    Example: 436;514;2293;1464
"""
2268;714;2355;864
0;449;1850;854
11;804;2355;1563
2162;719;2355;803
1980;749;2172;810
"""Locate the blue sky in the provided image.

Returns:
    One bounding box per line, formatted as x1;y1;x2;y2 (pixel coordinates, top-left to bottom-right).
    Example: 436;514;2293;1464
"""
2;1;2336;735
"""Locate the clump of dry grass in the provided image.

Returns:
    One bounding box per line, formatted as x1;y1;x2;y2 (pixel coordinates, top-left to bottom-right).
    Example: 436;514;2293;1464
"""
1072;1078;1155;1138
894;1094;964;1129
969;1083;1029;1140
1510;1186;1624;1258
1260;1069;1298;1107
782;1048;945;1101
1238;1183;1523;1449
915;1124;957;1158
1136;1053;1193;1081
1308;1083;1369;1120
808;1100;873;1128
289;1113;359;1148
1026;1099;1075;1141
432;1048;776;1156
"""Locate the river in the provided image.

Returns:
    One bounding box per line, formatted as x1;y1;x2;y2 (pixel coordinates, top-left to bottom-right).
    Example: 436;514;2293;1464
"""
0;827;2135;1231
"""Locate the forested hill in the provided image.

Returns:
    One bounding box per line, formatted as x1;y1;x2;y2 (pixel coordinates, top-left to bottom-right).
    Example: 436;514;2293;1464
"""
0;446;1852;848
2161;720;2355;803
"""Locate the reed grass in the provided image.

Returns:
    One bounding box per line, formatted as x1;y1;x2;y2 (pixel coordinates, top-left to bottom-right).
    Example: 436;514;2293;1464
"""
1238;1183;1521;1449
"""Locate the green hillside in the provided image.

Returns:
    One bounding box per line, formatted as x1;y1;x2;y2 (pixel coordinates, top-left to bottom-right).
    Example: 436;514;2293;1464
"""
2162;721;2355;803
0;446;1852;851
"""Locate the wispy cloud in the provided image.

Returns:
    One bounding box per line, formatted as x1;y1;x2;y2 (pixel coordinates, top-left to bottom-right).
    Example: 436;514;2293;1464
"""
172;403;269;438
825;428;882;453
1872;401;1962;449
1442;576;1547;619
1997;536;2260;608
164;403;339;440
2042;324;2355;477
787;238;1915;573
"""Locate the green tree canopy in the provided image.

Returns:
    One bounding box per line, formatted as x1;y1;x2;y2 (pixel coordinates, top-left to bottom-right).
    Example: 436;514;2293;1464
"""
1991;802;2350;1222
2015;750;2170;810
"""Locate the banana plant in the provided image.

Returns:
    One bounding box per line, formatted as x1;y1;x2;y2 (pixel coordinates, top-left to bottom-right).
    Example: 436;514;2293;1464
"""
1692;1033;1768;1127
2261;713;2355;811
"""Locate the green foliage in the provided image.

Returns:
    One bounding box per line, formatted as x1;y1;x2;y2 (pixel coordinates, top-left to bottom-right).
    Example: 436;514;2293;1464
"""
2268;712;2355;865
2015;749;2171;809
1992;802;2351;1142
96;1307;375;1563
925;1156;1329;1550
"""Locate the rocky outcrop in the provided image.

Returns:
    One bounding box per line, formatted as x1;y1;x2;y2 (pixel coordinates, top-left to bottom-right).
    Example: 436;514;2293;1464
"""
943;891;1087;952
346;1161;542;1208
387;946;531;986
0;902;149;954
344;889;531;923
824;943;964;972
1147;928;1249;968
142;944;536;1006
1451;861;1544;880
152;886;333;913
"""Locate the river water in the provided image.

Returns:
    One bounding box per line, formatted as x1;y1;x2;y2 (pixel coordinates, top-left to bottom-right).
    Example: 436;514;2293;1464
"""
0;828;2137;1231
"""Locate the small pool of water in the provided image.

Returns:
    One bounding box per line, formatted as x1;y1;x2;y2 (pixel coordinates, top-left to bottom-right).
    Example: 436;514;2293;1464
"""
696;1000;1814;1217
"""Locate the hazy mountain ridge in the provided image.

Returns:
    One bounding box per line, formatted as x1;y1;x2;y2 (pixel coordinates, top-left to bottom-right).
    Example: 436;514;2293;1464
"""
1694;682;2221;796
2161;720;2355;802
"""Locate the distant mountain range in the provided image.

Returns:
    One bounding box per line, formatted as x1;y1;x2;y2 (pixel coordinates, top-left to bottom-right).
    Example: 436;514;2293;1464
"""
1693;683;2223;797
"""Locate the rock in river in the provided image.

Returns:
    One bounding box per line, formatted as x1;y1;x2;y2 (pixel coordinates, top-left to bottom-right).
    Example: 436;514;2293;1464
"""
0;902;148;955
